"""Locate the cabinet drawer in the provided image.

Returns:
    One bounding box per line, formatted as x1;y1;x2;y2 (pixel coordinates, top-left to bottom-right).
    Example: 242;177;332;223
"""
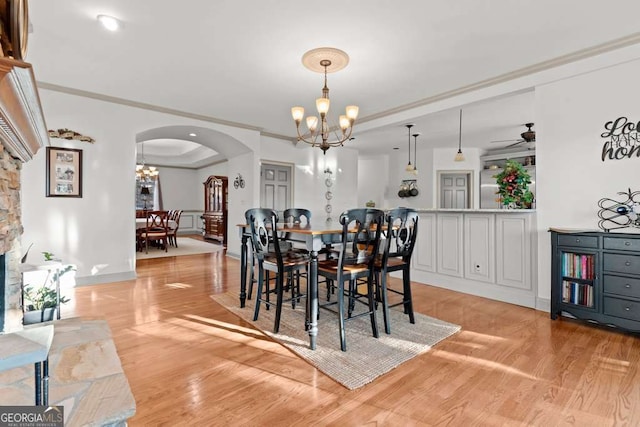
557;235;598;249
603;237;640;252
604;296;640;322
603;253;640;275
603;275;640;299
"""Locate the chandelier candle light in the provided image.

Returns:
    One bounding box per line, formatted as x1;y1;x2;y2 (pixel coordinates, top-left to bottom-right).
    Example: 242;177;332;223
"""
136;142;159;181
291;47;359;154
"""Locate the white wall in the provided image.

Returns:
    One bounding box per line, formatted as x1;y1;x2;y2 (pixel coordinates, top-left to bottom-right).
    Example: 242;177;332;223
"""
385;147;435;210
259;136;360;220
156;167;200;211
357;155;389;208
535;58;640;306
21;89;257;284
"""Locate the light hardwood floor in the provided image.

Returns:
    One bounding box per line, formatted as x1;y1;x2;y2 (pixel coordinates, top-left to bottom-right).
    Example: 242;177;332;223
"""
63;240;640;426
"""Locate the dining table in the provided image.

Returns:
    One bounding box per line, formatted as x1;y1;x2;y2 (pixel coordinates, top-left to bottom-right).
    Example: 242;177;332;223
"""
238;222;343;350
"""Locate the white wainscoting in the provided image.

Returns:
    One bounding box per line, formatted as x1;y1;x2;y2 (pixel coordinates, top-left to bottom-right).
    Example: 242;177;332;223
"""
464;213;495;283
412;210;537;309
436;214;464;277
414;213;436;273
175;210;204;235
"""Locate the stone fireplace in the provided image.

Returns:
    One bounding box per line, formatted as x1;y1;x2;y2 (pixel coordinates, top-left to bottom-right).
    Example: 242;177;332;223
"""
0;144;25;332
0;57;49;333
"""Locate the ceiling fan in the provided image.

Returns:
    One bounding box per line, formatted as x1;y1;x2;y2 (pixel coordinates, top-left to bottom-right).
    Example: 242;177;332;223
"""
490;123;535;148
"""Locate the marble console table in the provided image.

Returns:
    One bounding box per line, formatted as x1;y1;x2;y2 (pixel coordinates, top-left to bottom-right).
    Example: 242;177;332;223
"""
0;318;135;426
0;324;54;405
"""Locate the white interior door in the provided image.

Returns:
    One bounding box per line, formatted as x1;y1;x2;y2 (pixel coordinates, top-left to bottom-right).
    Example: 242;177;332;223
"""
260;163;292;217
440;173;469;209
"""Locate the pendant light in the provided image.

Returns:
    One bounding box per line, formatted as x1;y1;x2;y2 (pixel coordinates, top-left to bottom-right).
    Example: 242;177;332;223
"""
412;132;420;175
454;109;465;162
405;123;414;172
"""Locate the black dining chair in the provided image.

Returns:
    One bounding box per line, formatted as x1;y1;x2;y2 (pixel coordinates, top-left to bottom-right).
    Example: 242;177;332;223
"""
317;208;385;351
373;207;419;334
246;209;306;301
245;208;309;333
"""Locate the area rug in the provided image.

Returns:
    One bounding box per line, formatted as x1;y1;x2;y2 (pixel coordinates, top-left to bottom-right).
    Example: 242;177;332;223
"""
137;237;224;260
211;292;460;390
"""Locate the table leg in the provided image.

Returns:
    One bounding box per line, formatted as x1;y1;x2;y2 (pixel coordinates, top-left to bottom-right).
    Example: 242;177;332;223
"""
34;361;42;406
240;231;248;308
43;359;49;406
55;272;61;320
307;249;318;350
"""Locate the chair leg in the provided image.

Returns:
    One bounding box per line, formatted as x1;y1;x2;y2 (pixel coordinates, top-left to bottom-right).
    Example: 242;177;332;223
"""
403;267;415;324
380;271;391;334
274;272;285;333
248;258;255;300
367;275;379;339
337;280;347;352
253;267;264;321
347;280;356;318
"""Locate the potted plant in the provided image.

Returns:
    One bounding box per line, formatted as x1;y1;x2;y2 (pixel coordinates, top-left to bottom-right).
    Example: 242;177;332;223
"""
22;252;74;325
494;160;534;209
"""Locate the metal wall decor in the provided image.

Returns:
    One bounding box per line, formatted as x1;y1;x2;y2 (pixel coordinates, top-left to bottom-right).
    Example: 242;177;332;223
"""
398;179;419;198
233;173;245;189
48;128;95;143
324;168;333;224
600;116;640;162
597;188;640;231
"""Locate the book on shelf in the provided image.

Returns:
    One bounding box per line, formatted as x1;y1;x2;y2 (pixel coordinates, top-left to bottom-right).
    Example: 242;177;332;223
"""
561;253;594;280
561;280;594;307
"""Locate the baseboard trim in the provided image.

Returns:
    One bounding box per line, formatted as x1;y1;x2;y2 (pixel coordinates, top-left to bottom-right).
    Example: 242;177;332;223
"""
74;271;136;286
536;297;551;313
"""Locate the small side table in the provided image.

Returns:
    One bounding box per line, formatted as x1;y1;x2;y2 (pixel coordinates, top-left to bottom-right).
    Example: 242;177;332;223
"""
0;324;54;405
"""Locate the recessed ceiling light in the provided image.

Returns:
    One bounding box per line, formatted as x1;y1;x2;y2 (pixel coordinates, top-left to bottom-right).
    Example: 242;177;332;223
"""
189;133;197;137
97;15;120;31
393;147;399;150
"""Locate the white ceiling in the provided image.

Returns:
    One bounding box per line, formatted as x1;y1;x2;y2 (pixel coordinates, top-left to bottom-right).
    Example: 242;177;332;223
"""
28;0;640;161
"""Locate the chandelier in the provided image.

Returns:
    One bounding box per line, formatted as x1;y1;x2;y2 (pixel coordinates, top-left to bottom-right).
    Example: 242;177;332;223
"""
291;47;359;154
136;142;159;182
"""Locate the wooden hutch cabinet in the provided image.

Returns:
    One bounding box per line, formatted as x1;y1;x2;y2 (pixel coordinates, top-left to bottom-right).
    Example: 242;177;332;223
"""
202;175;228;244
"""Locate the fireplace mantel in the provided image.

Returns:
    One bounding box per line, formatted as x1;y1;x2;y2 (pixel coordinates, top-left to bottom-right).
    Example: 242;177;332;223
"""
0;57;48;162
0;56;47;333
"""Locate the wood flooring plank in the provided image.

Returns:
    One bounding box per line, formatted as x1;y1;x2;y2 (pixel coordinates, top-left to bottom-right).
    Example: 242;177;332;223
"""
58;239;640;426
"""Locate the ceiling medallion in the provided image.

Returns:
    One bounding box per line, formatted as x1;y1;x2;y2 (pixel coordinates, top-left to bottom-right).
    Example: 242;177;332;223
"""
291;47;359;155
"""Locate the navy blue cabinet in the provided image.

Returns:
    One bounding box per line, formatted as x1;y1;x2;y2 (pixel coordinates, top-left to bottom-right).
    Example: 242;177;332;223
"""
551;230;640;332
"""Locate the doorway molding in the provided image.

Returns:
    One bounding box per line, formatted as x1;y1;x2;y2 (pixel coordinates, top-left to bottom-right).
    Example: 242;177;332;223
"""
260;160;295;213
436;170;474;209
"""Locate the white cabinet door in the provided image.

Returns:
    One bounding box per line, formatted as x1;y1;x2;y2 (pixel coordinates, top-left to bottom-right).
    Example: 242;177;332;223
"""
437;213;463;277
496;214;531;290
414;213;436;272
464;214;495;283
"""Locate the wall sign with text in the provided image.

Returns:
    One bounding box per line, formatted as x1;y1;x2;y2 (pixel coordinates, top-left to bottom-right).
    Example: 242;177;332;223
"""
600;116;640;161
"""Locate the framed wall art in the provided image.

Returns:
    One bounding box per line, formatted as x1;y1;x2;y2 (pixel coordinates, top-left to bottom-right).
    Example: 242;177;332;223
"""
46;147;83;197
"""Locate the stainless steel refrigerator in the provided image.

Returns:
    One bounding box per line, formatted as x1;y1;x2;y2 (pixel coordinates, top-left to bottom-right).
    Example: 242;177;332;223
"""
480;166;536;209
